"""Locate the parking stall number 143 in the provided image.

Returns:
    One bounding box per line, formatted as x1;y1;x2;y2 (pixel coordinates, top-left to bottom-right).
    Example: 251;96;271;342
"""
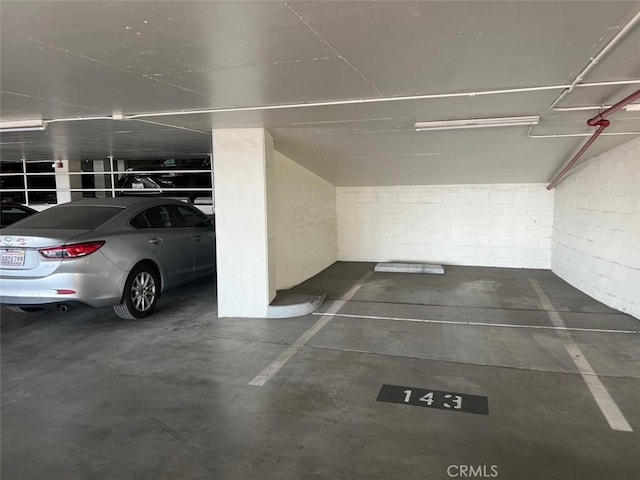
403;389;463;409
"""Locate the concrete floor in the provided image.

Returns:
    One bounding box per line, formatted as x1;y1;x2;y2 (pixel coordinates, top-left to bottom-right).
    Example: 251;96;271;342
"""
1;262;639;479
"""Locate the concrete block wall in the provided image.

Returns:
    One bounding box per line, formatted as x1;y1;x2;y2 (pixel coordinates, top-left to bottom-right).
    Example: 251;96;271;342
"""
273;150;337;289
552;137;640;319
337;184;554;268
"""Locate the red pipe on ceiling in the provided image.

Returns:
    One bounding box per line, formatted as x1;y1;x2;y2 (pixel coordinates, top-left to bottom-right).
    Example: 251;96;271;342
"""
546;88;640;190
546;120;610;190
586;88;640;126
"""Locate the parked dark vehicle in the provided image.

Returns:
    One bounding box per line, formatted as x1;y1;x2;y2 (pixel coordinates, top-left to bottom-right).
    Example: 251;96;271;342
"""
117;157;212;203
0;203;38;228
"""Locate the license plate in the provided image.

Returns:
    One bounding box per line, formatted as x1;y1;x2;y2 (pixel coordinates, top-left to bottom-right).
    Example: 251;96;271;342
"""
132;182;145;189
1;249;26;267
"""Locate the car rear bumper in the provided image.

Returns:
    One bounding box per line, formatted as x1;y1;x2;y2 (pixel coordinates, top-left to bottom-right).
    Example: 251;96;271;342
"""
0;271;124;308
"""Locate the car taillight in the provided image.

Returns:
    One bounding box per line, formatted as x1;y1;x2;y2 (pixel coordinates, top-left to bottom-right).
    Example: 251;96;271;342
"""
38;241;105;259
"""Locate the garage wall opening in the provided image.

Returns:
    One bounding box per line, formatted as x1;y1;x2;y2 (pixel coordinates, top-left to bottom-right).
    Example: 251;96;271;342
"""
0;157;215;216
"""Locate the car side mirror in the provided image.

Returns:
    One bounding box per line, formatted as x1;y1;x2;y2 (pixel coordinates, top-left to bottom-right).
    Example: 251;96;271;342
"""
198;217;213;229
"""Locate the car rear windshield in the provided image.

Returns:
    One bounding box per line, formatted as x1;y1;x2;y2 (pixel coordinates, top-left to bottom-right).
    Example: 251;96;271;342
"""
13;206;123;229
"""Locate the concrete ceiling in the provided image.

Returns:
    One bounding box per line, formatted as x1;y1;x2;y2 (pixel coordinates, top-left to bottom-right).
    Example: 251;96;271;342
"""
1;0;639;187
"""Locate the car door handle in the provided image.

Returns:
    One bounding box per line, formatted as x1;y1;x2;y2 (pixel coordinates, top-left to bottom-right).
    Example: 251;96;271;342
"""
148;237;163;244
192;235;201;242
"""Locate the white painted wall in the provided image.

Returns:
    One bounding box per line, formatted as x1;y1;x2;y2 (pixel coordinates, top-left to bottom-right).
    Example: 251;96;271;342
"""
337;184;554;268
552;137;640;319
213;128;275;318
273;150;337;289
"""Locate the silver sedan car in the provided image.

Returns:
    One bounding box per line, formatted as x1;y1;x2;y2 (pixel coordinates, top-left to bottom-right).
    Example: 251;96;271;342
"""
0;197;216;319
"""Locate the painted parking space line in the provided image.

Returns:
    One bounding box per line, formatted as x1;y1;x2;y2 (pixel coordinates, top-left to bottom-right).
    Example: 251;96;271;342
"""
248;271;373;387
311;312;640;335
528;278;633;432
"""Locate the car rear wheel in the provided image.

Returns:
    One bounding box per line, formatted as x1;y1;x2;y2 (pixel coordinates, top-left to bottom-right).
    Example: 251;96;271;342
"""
113;264;160;320
6;306;44;313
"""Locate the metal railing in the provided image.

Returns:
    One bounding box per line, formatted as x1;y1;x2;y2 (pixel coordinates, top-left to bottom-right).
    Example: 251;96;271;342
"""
0;159;215;210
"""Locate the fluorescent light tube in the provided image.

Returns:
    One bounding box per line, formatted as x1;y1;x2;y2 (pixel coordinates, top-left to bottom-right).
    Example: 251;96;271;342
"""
0;119;46;133
0;125;47;133
624;104;640;112
414;115;540;131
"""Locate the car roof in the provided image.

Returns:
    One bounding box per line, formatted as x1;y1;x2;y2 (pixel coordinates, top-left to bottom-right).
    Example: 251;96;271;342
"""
0;203;38;212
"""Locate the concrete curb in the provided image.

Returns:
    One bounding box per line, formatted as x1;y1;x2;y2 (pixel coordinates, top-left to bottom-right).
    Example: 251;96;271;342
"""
266;292;327;319
374;262;445;274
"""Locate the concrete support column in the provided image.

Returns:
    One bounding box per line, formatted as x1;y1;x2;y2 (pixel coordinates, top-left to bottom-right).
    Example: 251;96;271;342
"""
107;158;127;197
213;128;275;318
54;160;83;204
93;160;107;197
117;159;127;197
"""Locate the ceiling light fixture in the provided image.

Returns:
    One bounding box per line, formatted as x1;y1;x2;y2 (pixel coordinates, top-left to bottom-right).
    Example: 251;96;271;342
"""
624;103;640;112
0;119;46;133
414;115;540;132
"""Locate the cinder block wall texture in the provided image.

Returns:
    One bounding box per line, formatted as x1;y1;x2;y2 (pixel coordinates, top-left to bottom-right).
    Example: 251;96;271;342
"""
337;184;554;268
273;151;337;290
552;137;640;319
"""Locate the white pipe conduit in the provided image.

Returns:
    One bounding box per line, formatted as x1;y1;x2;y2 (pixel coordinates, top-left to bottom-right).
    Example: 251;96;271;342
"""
549;10;640;110
527;126;640;139
126;84;571;119
27;79;639;128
